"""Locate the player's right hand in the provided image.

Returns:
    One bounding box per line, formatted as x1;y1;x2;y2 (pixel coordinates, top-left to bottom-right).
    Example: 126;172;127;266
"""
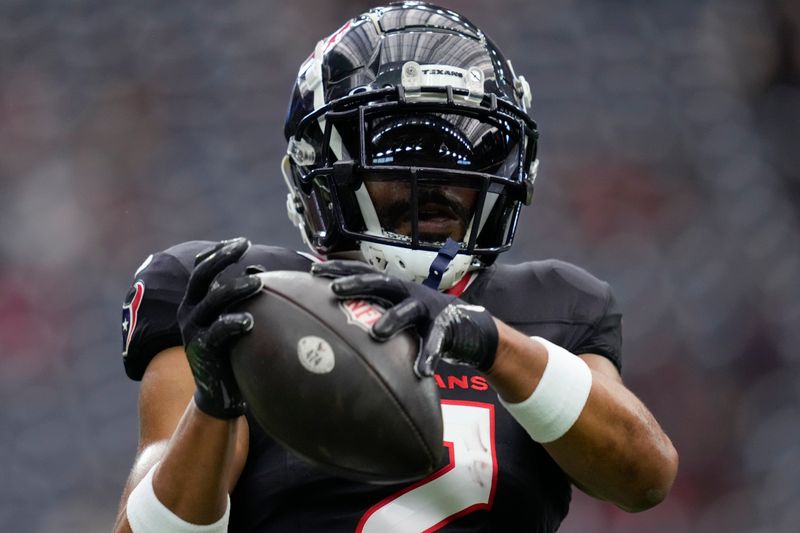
177;237;263;419
312;260;499;378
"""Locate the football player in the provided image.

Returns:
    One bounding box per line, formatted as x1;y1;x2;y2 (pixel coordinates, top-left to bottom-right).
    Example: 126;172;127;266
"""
114;3;678;532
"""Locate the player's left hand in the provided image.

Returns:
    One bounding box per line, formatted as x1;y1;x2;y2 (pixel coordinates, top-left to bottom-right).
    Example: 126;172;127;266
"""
312;260;498;377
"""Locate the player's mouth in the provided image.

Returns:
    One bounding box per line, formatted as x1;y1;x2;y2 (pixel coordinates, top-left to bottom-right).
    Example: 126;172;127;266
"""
368;184;476;243
393;203;467;241
419;203;464;236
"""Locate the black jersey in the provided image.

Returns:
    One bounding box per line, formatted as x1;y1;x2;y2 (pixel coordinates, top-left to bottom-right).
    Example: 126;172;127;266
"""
121;241;622;533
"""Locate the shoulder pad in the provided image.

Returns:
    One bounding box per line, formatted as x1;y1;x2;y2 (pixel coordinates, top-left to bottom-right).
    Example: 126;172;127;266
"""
121;247;197;380
121;242;313;381
476;260;622;371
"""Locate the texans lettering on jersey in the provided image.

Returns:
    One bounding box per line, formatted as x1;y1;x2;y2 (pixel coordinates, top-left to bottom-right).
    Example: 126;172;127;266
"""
121;242;622;533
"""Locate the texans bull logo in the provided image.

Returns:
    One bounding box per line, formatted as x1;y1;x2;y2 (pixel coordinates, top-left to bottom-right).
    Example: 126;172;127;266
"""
122;280;145;356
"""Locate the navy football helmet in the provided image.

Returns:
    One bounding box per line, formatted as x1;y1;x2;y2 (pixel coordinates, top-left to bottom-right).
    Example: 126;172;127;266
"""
282;1;538;289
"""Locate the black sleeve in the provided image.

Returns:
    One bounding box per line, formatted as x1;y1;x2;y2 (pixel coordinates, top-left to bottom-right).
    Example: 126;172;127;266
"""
121;249;193;381
572;281;623;372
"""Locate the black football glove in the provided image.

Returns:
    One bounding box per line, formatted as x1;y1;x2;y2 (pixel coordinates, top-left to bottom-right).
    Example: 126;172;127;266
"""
311;260;498;377
177;237;263;419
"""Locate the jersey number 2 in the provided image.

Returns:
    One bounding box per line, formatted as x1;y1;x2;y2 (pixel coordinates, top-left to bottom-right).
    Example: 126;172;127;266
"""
357;400;498;532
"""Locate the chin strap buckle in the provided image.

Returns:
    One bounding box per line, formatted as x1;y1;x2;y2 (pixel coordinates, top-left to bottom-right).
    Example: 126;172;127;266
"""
423;238;461;290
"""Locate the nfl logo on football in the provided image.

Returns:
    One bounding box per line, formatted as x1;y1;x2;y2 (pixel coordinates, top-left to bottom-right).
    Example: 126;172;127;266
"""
339;300;384;332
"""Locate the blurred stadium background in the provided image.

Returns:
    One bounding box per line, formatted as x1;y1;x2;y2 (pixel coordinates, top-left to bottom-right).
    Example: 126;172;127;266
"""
1;0;799;531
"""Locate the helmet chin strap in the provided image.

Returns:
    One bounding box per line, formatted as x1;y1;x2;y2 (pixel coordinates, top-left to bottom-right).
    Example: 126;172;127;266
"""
422;238;461;289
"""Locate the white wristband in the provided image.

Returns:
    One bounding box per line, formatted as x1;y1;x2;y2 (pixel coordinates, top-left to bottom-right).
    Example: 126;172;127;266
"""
499;336;592;443
127;462;230;533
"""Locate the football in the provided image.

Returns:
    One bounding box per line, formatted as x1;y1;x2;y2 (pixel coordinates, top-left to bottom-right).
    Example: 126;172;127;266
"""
229;270;444;484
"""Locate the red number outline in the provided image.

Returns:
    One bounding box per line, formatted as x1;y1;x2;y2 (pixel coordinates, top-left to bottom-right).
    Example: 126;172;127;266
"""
357;400;498;532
